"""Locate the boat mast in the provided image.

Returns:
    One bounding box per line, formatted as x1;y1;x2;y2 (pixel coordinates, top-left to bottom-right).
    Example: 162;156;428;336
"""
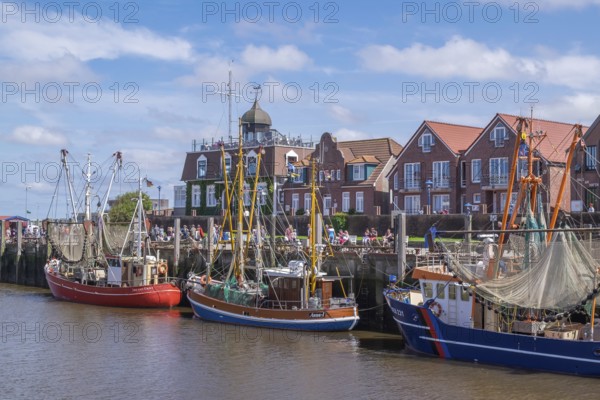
137;175;143;261
308;157;318;300
84;153;92;221
234;117;245;284
60;149;78;222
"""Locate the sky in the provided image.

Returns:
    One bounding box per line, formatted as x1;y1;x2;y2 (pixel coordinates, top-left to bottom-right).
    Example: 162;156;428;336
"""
2;0;600;219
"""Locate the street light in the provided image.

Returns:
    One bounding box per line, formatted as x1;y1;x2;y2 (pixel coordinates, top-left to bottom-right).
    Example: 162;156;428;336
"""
157;185;162;214
25;185;32;217
465;202;472;215
425;179;433;214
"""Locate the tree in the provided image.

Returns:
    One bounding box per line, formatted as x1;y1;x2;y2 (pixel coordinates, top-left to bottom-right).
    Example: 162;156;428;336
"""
108;191;153;223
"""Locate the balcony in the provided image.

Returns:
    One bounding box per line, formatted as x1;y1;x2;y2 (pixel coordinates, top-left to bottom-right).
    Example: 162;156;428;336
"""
399;178;422;193
482;175;509;190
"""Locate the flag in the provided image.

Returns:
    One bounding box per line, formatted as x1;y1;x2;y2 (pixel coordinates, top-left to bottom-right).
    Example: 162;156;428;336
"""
145;178;154;187
26;210;31;214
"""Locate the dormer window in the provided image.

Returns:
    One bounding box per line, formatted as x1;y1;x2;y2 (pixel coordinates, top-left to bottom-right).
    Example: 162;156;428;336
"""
246;151;257;176
197;155;207;178
221;153;232;175
353;164;364;180
418;132;435;153
490;125;508;147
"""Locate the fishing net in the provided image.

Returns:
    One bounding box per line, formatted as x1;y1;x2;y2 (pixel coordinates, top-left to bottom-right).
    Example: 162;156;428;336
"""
47;221;86;262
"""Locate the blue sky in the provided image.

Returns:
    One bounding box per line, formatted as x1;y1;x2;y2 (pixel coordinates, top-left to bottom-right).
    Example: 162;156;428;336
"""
2;0;600;218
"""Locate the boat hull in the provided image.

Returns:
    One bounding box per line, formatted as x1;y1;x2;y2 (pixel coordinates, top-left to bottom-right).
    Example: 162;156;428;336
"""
385;290;600;376
45;268;182;308
187;289;359;331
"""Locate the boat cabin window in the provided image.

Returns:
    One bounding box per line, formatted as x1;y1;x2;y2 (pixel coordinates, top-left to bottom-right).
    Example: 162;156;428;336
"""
436;283;446;299
461;286;470;301
423;282;433;298
449;285;456;300
291;280;297;289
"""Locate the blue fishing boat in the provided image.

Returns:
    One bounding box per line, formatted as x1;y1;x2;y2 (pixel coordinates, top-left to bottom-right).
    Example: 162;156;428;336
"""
386;118;600;376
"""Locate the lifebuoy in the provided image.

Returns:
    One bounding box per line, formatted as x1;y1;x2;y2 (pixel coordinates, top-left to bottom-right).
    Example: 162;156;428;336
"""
429;301;443;317
158;264;167;275
199;274;207;285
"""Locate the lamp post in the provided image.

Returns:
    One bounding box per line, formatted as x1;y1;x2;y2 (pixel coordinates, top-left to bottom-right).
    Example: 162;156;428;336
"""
25;185;31;217
157;185;162;214
425;179;433;214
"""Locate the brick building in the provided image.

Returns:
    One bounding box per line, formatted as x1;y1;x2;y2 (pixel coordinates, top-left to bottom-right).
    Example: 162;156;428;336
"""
282;132;402;216
388;121;482;214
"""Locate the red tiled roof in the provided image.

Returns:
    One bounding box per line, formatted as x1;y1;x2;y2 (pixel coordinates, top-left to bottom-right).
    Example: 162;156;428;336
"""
424;121;483;154
338;137;403;162
347;155;380;164
497;114;588;163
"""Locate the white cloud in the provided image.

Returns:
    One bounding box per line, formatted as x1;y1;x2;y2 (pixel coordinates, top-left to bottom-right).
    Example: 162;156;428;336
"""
329;105;360;124
0;16;193;63
9;125;67;146
358;36;541;80
358;36;600;90
490;0;600;9
241;44;312;72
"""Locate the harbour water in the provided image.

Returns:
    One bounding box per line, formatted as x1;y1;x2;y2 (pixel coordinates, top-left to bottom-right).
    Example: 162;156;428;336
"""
2;283;600;400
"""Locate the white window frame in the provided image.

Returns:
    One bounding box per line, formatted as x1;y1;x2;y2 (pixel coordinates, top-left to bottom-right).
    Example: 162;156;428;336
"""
293;167;303;183
353;164;364;181
257;182;268;205
206;184;217;207
418;132;435;153
471;159;481;183
473;193;481;204
191;184;201;208
432;161;450;188
356;192;364;212
393;172;399;191
342;192;350;212
336;169;341;181
489;157;509;186
304;193;311;211
246;151;257;176
197;155;207;178
404;195;420;214
222;153;232;175
291;193;300;212
404;163;421;189
433;194;450;213
500;192;518;213
491;125;508;148
174;186;186;208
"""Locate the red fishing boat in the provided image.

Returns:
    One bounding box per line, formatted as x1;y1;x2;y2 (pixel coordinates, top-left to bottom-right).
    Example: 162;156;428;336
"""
44;150;182;308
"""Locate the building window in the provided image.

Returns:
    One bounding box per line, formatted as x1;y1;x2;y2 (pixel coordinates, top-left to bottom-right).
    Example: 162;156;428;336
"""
197;156;207;178
473;193;481;204
393;172;399;191
257;182;268;205
319;170;324;183
330;170;335;181
404;195;420;214
337;169;341;181
491;125;508;147
393;195;399;211
433;194;449;213
353;165;364;180
585;146;597;170
222;153;232;175
293;167;304;183
206;185;217;207
500;192;518;213
291;193;299;212
247;153;257;176
356;192;364;212
404;163;421;189
191;185;201;208
518;159;528;179
304;193;311;211
471;159;481;183
174;186;186;208
489;157;509;185
432;161;450;188
460;161;466;188
418;132;435;153
342;192;350;212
